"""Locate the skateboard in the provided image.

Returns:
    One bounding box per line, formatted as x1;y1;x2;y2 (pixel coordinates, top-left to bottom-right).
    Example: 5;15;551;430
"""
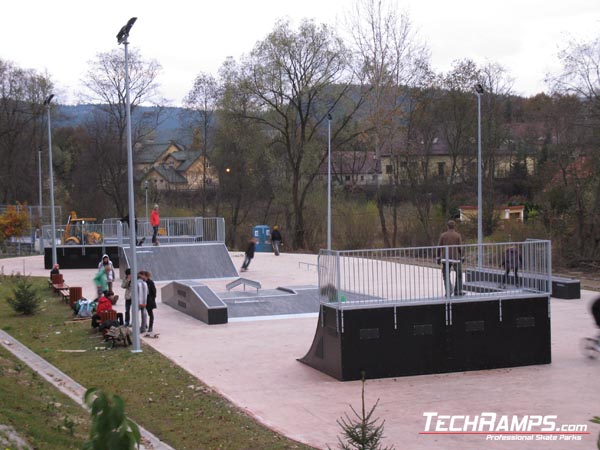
144;332;160;338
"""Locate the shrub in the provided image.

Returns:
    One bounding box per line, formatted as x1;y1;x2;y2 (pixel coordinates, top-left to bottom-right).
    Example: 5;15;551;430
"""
332;372;394;450
83;388;141;450
6;276;40;315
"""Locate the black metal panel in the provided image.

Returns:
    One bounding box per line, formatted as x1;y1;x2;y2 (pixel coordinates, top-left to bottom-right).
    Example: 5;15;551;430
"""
500;297;551;366
551;280;580;300
339;306;396;380
300;295;551;381
45;246;120;269
448;300;502;371
390;304;447;377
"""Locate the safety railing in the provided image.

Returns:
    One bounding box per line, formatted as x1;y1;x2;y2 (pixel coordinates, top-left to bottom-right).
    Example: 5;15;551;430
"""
103;217;225;246
318;240;552;305
41;217;225;247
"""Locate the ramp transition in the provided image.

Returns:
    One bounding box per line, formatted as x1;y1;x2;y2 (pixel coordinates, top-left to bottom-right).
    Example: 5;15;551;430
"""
119;243;237;282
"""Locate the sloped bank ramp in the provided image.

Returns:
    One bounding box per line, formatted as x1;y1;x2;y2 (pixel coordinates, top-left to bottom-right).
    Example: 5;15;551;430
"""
119;243;237;281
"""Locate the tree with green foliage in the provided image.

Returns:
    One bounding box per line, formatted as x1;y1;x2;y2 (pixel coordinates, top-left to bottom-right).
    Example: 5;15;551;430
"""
83;388;141;450
6;276;40;316
332;373;394;450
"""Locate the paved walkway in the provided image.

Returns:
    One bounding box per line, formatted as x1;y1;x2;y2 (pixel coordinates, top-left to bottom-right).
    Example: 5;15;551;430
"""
1;253;599;449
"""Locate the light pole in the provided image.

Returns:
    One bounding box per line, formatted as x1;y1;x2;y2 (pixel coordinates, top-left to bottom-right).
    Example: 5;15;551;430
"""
44;94;57;267
38;149;43;221
118;17;141;353
145;180;149;220
327;113;332;251
475;83;484;266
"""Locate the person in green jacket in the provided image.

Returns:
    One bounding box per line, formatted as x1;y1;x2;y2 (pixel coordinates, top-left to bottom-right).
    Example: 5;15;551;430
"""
93;266;110;299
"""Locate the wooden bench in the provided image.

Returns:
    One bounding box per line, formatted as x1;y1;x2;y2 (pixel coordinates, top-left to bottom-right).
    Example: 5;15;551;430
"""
52;282;69;294
58;289;70;303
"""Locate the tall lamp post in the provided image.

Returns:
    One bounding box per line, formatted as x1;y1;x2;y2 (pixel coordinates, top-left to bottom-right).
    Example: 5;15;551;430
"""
475;84;484;266
44;94;57;267
38;149;43;221
117;17;141;353
327;113;332;251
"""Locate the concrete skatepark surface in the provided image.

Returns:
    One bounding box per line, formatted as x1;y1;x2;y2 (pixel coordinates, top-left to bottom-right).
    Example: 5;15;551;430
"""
1;252;599;449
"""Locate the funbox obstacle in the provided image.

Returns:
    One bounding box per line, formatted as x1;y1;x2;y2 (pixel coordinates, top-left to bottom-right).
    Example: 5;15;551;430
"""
300;241;553;381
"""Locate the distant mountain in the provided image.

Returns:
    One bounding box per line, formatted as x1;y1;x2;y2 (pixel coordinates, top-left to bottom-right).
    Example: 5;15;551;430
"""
55;104;196;146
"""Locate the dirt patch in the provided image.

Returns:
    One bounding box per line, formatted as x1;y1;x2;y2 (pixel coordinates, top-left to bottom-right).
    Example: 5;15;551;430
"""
0;424;31;450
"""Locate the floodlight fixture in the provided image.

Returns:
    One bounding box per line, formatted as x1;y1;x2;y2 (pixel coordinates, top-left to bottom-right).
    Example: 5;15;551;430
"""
117;17;137;44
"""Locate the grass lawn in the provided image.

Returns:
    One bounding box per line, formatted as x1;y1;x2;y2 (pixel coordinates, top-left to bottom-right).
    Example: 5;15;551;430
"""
0;345;90;449
0;275;313;449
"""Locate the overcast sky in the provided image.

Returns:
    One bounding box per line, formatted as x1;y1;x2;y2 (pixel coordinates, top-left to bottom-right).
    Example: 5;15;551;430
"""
2;0;599;105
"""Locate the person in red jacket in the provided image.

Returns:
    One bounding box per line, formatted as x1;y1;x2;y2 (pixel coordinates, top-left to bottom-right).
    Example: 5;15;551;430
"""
91;291;123;328
150;204;160;246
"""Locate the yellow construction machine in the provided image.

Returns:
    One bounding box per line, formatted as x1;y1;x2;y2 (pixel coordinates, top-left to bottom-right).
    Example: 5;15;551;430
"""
63;211;103;245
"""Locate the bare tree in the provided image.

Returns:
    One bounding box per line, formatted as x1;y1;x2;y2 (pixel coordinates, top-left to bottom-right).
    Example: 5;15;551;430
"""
240;19;360;248
79;49;163;216
348;0;430;247
183;72;220;216
0;59;53;204
545;38;600;260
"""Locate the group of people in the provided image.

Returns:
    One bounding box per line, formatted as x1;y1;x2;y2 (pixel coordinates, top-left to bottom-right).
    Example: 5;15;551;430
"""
93;254;157;334
240;225;284;272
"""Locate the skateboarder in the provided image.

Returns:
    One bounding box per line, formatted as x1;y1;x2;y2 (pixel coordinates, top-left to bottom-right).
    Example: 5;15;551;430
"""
241;238;257;272
143;271;157;333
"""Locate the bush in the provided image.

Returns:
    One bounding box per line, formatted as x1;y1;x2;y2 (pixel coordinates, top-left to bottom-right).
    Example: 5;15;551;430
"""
332;373;394;450
83;388;141;450
6;276;41;315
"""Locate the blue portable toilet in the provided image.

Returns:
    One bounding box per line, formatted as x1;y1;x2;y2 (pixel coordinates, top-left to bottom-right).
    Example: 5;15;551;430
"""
253;225;271;252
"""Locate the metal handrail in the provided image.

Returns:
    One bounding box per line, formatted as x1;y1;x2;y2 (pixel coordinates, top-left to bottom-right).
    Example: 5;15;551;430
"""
318;240;552;305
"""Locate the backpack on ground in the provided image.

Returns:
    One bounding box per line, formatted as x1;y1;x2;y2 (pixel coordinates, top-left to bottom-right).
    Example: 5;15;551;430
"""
77;299;94;318
105;326;132;347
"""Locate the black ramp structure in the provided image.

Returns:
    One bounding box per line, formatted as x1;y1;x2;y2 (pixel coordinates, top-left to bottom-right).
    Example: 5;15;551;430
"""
465;267;580;300
45;245;120;269
162;281;227;325
119;243;237;281
299;295;551;381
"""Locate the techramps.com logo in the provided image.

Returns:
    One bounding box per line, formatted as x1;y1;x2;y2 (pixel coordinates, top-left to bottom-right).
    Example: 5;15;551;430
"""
420;412;590;442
